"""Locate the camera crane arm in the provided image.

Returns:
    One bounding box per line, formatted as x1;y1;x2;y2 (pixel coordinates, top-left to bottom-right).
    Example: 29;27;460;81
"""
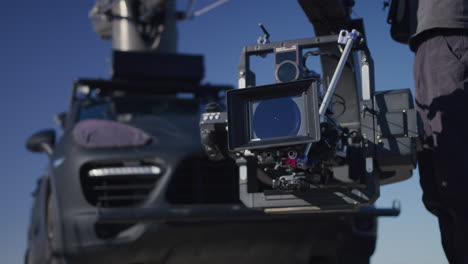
298;0;356;37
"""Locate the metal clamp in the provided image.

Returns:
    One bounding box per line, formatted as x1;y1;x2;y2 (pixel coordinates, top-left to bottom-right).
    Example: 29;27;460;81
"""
337;29;359;45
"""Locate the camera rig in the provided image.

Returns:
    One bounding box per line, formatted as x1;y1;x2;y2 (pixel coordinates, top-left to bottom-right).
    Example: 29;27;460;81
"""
200;29;420;213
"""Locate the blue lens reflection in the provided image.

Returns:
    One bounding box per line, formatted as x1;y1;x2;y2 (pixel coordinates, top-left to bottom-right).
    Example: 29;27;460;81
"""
251;97;301;139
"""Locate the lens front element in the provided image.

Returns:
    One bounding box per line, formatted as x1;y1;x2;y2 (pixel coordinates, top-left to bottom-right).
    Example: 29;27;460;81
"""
250;97;302;140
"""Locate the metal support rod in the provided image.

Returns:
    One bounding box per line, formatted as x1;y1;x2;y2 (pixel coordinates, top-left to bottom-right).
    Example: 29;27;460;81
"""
304;30;359;157
319;30;357;118
96;203;400;223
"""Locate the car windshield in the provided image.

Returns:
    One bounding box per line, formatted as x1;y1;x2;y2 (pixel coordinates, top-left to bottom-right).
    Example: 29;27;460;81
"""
78;95;199;122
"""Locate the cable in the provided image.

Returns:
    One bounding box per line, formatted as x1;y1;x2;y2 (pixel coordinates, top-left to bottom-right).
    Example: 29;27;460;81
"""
331;94;346;118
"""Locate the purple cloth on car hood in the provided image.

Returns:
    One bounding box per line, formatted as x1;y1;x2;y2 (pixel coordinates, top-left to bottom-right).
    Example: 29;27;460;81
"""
73;119;151;148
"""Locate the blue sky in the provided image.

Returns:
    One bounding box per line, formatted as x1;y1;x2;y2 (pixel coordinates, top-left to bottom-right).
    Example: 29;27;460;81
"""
0;1;446;263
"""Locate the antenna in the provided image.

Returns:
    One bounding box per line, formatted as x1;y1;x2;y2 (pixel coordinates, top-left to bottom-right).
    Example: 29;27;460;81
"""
257;23;271;45
188;0;229;18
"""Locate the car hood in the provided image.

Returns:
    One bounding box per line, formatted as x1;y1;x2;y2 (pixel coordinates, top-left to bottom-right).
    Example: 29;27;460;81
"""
124;114;200;147
71;114;200;149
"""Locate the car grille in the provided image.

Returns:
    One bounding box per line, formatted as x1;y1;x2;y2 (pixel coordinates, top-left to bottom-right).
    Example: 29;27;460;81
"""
81;161;162;208
166;154;240;204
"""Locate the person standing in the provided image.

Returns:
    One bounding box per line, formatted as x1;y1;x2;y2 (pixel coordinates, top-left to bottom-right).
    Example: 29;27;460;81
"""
407;0;468;262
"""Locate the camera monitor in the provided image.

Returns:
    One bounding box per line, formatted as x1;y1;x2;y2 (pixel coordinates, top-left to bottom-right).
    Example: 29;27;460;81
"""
227;78;320;151
274;45;301;83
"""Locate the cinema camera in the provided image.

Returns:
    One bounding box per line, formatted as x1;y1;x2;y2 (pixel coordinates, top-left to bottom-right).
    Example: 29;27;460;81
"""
200;29;420;213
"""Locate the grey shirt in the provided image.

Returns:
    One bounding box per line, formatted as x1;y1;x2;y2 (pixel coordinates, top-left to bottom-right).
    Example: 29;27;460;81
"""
416;0;468;34
411;0;468;44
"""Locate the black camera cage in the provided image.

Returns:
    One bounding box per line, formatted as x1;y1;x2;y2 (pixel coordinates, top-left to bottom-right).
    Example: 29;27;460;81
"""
235;33;381;212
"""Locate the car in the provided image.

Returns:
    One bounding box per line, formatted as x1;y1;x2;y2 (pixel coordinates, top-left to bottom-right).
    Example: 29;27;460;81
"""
24;53;379;264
